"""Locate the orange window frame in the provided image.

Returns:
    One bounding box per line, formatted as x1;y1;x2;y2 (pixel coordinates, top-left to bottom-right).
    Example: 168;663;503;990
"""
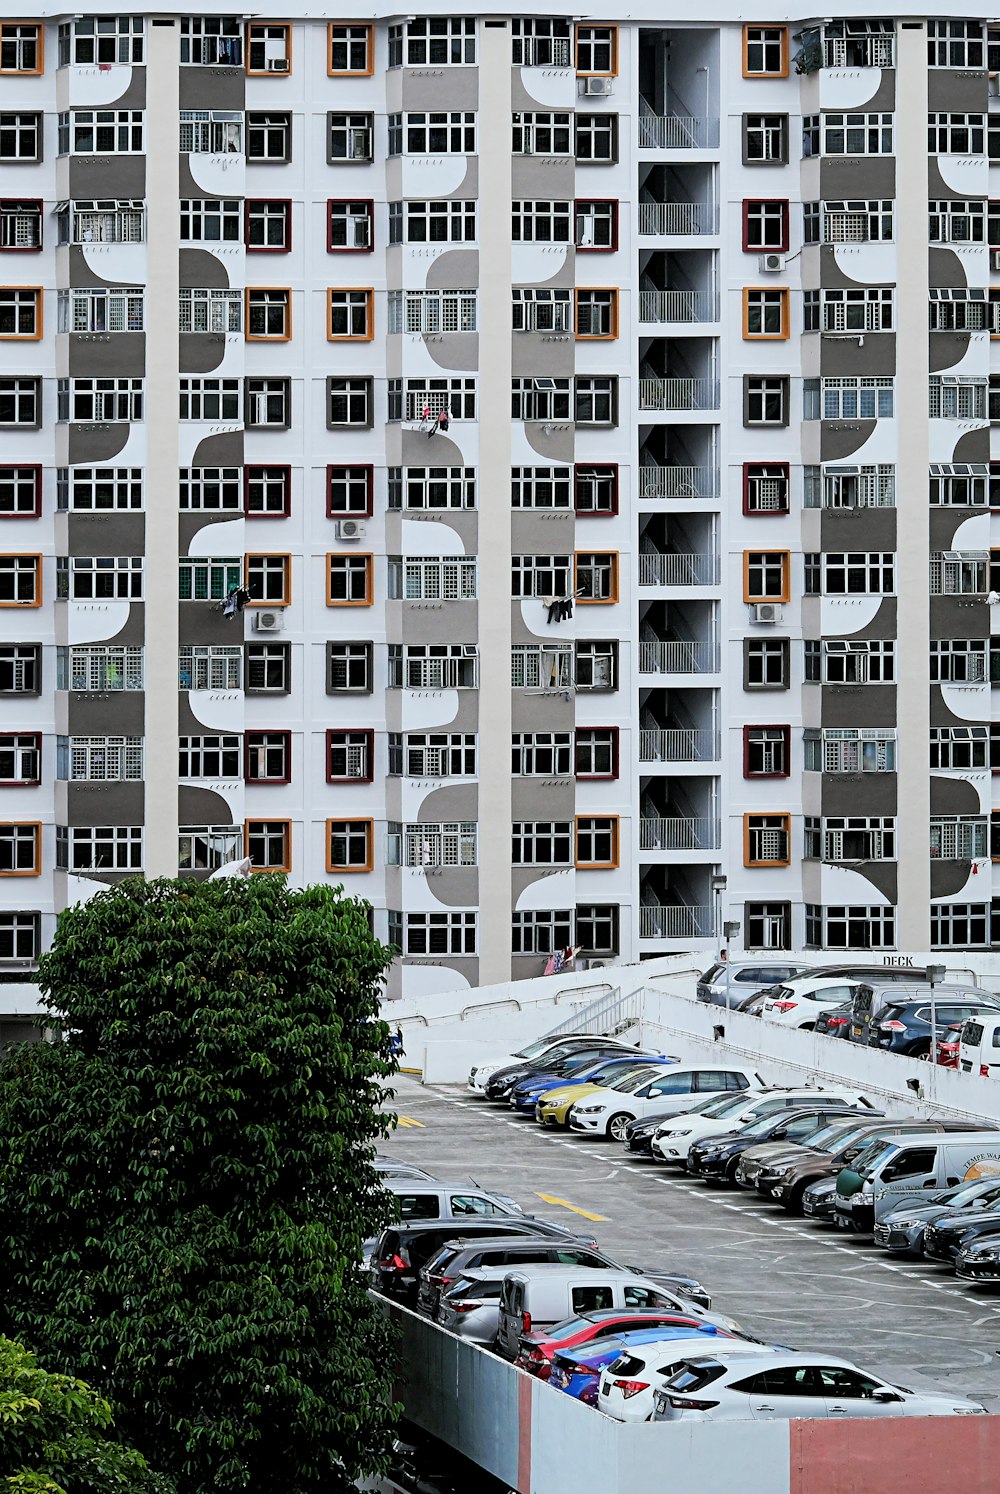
245;552;291;607
743;550;790;604
0;286;42;340
326;551;373;607
0;21;44;75
245;287;291;342
743;286;789;341
327;287;374;342
575;287;618;340
245;21;292;76
992;809;1000;863
575;550;619;604
575;22;618;75
575;814;620;869
326;817;375;873
0;821;41;875
244;818;292;872
742;24;789;78
0;553;41;607
743;812;791;868
327;21;374;76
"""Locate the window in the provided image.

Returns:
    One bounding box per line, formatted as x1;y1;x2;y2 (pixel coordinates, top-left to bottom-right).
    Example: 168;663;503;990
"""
574;727;619;780
0;644;39;696
512;289;572;334
0;823;40;875
575;23;617;74
59;110;142;155
803;464;895;509
59;16;143;65
178;735;241;779
0;200;41;250
0;555;41;606
0;910;39;963
388;17;475;67
388;733;476;777
743;201;789;252
575;200;618;251
0;22;42;74
804;200;893;245
246;379;290;428
326;820;373;872
390;290;476;337
512;554;572;599
177;289;240;335
931;290;998;334
576;289;617;339
805;816;895;862
0;114;41;163
389;911;477;956
928;19;984;68
930;726;989;771
246;201;291;253
179;379;240;424
743;25;788;77
246;113;290;163
575;551;618;602
245;467;290;518
744;115;787;165
804;552;894;596
246;820;291;872
55;826;141;873
512;200;571;243
58;287;143;335
328;289;374;341
246;22;291;75
388;556;477;601
178;557;240;602
743;464;789;516
328;200;373;253
327;642;372;694
576;640;617;691
0;287;40;340
928;114;985;156
574;377;617;426
744;726;790;777
511;467;571;510
575;466;618;515
744;903;791;950
745;637;790;690
327;553;373;605
0;734;40;785
58;556;141;601
0;466;41;517
513;19;571;67
805;288;893;334
388;645;477;690
805;904;896;950
744;551;790;603
929;552;989;595
179;18;242;66
58;378;143;424
179;110;242;156
327;466;373;517
511;909;573;956
327;378;372;428
326;730;374;783
805;114;893;157
745;814;791;867
247;642;289;694
328;23;373;75
822;19;894;68
388;378;475;423
805;639;895;684
389;200;476;245
576;816;619;869
0;379;40;428
511;643;573;689
246;554;290;607
328;114;373;163
388;822;477;869
575;114;618;164
804;728;896;774
55;736;142;783
178;645;242;691
388;467;475;511
744;288;788;340
58;200;145;249
745;377;789;427
512;822;572;867
575;904;619;956
931;904;989;950
178;469;240;513
928;377;987;421
930;817;987;860
247;288;290;341
57;645;142;692
177;826;242;872
929;639;989;683
389;112;476;156
804;377;894;421
512;733;573;777
929;199;985;245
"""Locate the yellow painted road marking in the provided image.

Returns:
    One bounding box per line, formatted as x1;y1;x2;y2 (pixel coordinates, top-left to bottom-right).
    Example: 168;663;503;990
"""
535;1191;609;1222
395;1116;426;1128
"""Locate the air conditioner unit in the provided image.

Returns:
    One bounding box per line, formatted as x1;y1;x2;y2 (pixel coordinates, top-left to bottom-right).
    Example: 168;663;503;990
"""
752;602;783;623
0;957;35;970
992;248;1000;272
758;252;785;274
336;518;366;541
253;609;285;633
580;75;613;96
268;58;290;71
584;958;609;969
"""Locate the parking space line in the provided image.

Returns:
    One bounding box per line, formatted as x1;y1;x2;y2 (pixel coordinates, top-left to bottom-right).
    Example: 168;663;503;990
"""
534;1192;610;1222
395;1116;426;1128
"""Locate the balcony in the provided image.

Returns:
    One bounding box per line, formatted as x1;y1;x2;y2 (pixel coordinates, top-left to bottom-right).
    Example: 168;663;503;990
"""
638;463;717;500
639;727;719;762
638;115;720;150
638;552;719;586
640;817;720;850
639;640;719;674
638;290;719;325
638;202;718;237
640;903;714;938
639;376;719;412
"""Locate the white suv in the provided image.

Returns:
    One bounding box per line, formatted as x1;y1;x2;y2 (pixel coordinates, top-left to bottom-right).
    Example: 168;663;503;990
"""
759;977;866;1030
650;1088;874;1164
568;1066;765;1142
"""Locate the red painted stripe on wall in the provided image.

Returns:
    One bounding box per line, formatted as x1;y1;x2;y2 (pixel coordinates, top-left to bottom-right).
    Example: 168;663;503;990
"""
517;1372;532;1493
790;1414;1000;1494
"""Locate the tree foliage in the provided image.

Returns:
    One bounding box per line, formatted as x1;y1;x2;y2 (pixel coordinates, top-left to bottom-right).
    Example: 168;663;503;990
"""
0;878;399;1494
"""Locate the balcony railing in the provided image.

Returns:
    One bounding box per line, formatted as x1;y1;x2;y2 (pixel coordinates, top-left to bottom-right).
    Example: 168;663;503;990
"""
639;727;719;762
638;290;719;324
638;465;718;500
640;817;720;851
640;904;714;939
639;641;720;674
639;377;719;412
638;202;718;236
638;116;720;150
639;553;720;587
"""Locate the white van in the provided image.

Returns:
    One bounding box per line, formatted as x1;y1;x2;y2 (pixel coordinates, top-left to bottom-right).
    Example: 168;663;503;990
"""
494;1265;741;1360
959;1015;1000;1078
833;1130;1000;1232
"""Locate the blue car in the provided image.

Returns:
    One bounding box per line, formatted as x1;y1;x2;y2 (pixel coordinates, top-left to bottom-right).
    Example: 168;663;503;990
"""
509;1053;677;1114
548;1323;734;1406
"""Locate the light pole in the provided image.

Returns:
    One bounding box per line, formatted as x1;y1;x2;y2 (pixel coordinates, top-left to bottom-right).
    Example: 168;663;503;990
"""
926;964;946;1077
710;872;727;1007
723;920;741;1012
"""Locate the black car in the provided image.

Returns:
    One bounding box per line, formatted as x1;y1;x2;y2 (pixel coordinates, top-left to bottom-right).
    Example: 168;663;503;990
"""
814;1002;853;1039
874;996;1000;1058
623;1112;687;1156
484;1041;637;1100
685;1107;869;1183
923;1210;1000;1265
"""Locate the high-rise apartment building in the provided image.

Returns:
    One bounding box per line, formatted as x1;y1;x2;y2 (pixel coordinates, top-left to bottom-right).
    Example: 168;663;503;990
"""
1;6;998;1003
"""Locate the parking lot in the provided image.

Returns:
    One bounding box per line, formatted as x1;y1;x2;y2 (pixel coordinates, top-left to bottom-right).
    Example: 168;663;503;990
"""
386;1075;1000;1405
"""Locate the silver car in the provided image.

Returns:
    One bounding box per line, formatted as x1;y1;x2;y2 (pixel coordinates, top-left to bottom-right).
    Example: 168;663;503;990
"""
435;1267;511;1345
696;961;808;1007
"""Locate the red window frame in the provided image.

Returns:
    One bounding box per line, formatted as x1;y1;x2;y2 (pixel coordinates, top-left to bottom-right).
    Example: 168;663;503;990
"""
0;731;41;786
575;198;618;253
0;200;43;254
245;198;292;254
244;730;292;785
327;199;375;254
742;199;790;254
0;464;42;518
244;464;292;518
742;724;791;779
327;464;374;518
325;727;375;784
574;726;620;781
574;462;619;516
742;461;791;517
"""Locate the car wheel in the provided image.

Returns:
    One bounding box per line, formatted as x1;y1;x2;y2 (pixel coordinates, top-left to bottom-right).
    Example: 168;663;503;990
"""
726;1157;741;1183
799;1021;815;1031
912;1041;932;1060
607;1113;632;1143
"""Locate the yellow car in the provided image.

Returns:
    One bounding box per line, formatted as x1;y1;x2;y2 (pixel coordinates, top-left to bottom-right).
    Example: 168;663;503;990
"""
534;1063;668;1128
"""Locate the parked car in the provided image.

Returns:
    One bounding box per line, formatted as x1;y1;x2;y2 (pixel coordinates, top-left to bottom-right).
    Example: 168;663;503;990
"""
959;1014;1000;1078
368;1216;597;1305
683;1108;880;1185
936;1023;963;1067
382;1180;524;1222
923;1209;1000;1265
955;1235;1000;1282
873;995;1000;1058
484;1039;639;1101
624;1091;775;1158
834;1130;1000;1233
759;978;866;1030
762;1118;978;1208
814;1002;853;1039
507;1050;667;1114
849;981;985;1047
650;1089;872;1166
650;1352;986;1422
550;1325;737;1407
467;1033;631;1095
874;1178;1000;1255
434;1270;509;1345
534;1061;681;1130
599;1335;780;1423
374;1156;437;1181
516;1309;724;1381
569;1066;765;1142
800;1177;839;1220
696;961;809;1007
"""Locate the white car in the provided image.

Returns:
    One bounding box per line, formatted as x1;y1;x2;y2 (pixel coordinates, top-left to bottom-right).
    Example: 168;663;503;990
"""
759;977;865;1030
568;1066;765;1142
466;1034;629;1094
599;1336;781;1423
651;1351;988;1422
650;1087;874;1165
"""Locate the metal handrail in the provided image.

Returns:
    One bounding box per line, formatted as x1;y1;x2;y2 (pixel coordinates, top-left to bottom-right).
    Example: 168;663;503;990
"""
638;202;718;236
638;465;718;499
638;290;719;324
640;817;721;850
639;728;720;762
639;640;720;673
639;553;720;586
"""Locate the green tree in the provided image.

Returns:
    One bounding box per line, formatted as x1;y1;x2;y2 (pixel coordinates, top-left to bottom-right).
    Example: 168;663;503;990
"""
0;878;399;1494
0;1335;174;1494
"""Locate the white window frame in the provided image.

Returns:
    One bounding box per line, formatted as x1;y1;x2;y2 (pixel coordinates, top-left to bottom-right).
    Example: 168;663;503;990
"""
388;289;477;334
58;646;143;691
512;200;572;243
511;554;572;599
816;113;893;156
927;19;984;68
391;911;478;956
805;904;896;950
511;643;573;689
930;903;989;950
928;464;989;506
389;822;478;868
178;645;243;691
928;113;985;155
388;645;478;690
819;289;893;333
57;556;143;601
929;727;989;771
512;289;572;333
803;464;895;509
388;112;476;155
512;112;572;156
511;467;572;509
807;378;894;421
178;468;242;512
179;17;243;66
178;826;243;871
512;732;573;776
59;378;144;423
58;16;143;66
387;468;476;510
58;200;145;245
822;20;894;68
57;736;143;781
511;378;572;422
388;733;477;777
511;909;574;955
929;551;989;595
60;110;143;155
511;821;573;867
179;378;241;422
804;728;897;774
178;735;242;778
389;200;477;244
179;288;243;334
929;199;985;245
180;110;243;155
928;377;987;420
179;557;242;601
388;556;478;601
929;817;987;860
807;552;894;596
818;640;896;684
58;288;144;334
928;290;996;334
512;19;571;67
57;826;143;872
388;17;476;67
929;640;988;683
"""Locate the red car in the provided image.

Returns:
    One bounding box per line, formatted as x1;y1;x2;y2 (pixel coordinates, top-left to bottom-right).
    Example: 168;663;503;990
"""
515;1310;714;1380
935;1022;963;1068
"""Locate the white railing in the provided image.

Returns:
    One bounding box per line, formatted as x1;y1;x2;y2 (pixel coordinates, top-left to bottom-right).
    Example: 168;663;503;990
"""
640;904;715;939
638;115;720;150
638;465;718;499
541;984;633;1040
639;553;719;587
640;728;719;762
638;202;718;236
639;377;719;412
638;290;719;324
639;640;720;674
640;817;720;851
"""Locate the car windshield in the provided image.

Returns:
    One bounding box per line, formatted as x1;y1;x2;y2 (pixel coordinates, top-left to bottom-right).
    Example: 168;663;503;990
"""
553;1054;605;1077
700;965;723;983
690;1092;751;1118
810;1122;871;1153
594;1062;655;1089
850;1137;898;1175
612;1067;667;1093
740;1112;790;1138
544;1315;595;1340
938;1178;1000;1207
518;1039;556;1060
707;1095;756;1119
